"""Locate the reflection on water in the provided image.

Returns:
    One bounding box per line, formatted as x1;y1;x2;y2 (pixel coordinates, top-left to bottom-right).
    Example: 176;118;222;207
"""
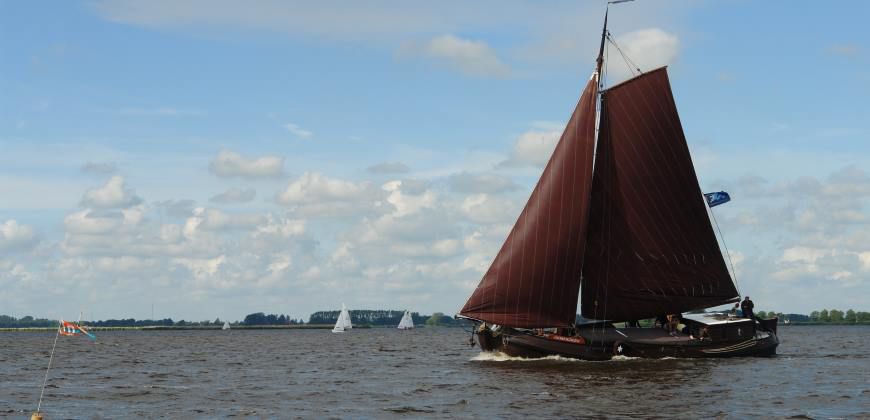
1;326;867;418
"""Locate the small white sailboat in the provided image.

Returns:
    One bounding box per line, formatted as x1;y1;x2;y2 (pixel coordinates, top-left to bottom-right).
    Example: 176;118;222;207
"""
222;321;231;330
332;303;353;333
397;310;415;330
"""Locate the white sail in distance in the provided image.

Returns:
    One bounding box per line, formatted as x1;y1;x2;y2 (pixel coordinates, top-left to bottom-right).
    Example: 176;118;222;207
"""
397;310;414;329
332;303;353;333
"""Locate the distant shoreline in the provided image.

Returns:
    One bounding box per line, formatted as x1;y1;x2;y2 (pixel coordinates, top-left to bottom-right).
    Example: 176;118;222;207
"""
0;324;345;332
1;323;864;333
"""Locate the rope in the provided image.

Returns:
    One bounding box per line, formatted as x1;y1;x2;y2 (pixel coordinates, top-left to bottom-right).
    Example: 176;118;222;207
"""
710;208;741;296
36;324;61;414
606;32;642;77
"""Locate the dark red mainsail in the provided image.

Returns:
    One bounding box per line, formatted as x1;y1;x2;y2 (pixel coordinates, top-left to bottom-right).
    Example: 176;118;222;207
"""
460;77;598;328
581;68;738;322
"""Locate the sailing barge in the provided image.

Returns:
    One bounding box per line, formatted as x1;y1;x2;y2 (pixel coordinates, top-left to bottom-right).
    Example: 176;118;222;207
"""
458;6;778;360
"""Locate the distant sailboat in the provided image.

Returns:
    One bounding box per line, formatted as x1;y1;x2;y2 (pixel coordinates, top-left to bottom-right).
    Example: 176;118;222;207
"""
397;310;415;330
332;303;353;333
222;321;230;330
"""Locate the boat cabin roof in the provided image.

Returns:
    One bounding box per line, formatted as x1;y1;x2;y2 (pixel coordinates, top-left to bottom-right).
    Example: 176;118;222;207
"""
682;312;753;326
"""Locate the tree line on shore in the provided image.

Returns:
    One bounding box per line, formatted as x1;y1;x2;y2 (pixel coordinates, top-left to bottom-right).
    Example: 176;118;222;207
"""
756;309;870;323
0;310;462;328
8;308;863;329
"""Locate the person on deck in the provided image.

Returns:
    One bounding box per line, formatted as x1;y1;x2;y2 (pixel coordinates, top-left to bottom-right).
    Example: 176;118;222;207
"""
730;303;741;318
666;314;679;336
656;314;668;329
741;296;755;320
698;326;711;341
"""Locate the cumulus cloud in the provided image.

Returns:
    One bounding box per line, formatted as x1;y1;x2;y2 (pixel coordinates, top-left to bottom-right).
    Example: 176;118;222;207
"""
460;193;521;225
448;171;518;194
276;172;385;217
712;165;870;309
155;199;197;218
606;28;679;83
285;123;313;139
186;208;266;232
367;162;410;175
382;180;436;217
80;176;143;209
0;220;39;252
403;34;511;78
499;128;562;168
209;151;284;178
64;209;124;234
210;187;256;204
80;162;118;174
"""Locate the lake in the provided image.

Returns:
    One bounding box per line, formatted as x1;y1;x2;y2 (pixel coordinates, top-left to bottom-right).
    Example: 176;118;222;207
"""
1;325;867;418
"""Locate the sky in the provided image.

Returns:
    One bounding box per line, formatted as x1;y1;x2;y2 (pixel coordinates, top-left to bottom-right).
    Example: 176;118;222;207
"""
1;0;868;322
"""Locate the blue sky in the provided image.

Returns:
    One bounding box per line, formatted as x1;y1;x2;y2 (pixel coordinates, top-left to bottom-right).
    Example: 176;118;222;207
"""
1;1;868;321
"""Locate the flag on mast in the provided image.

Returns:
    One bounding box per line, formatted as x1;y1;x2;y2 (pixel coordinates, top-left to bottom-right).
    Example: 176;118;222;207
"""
59;320;96;340
704;191;731;208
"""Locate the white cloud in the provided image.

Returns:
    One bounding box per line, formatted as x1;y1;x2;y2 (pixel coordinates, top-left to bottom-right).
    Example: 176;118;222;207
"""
285;123;313;139
404;34;511;78
209;151;284;178
499;128;562;168
64;209;123;234
210;187;256;204
0;220;39;252
714;166;870;308
276;172;385;217
88;1;679;81
460;194;521;225
382;180;436;217
80;176;143;209
606;28;679;84
155;199;197;218
186;208;266;232
448;171;518;194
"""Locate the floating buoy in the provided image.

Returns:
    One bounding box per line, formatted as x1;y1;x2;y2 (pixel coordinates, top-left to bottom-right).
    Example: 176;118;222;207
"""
31;412;44;420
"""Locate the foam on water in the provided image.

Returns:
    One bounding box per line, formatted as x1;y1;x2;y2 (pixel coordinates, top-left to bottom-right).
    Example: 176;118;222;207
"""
609;355;641;361
470;352;642;362
470;351;586;362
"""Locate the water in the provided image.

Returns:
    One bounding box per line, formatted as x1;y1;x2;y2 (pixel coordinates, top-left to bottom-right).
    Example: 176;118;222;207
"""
1;326;867;418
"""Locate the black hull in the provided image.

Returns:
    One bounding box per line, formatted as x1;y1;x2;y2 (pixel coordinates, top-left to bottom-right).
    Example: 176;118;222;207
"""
475;326;778;360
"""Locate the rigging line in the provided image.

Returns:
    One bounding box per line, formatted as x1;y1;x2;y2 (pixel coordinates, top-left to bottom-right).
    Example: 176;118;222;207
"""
606;32;642;76
36;322;61;415
709;208;741;296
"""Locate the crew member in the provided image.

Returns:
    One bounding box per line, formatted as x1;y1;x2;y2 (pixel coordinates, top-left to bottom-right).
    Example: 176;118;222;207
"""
730;303;741;317
741;296;755;320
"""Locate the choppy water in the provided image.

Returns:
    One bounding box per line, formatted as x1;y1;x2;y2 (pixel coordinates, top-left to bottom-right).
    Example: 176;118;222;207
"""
1;325;867;418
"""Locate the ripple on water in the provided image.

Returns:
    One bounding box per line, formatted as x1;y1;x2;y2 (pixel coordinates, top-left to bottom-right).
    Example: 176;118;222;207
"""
1;326;868;417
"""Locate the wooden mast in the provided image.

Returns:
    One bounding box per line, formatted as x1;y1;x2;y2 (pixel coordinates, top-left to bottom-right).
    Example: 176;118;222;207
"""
596;7;608;89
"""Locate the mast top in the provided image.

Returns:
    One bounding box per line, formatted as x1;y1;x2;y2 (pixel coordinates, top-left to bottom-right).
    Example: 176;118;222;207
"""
595;8;608;86
598;0;635;88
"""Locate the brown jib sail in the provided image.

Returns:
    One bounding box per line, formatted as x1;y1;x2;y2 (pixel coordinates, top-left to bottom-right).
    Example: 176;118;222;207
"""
459;77;598;328
580;68;738;322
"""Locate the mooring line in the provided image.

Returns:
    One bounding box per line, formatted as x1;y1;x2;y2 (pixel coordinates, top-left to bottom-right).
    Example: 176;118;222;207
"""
36;324;61;414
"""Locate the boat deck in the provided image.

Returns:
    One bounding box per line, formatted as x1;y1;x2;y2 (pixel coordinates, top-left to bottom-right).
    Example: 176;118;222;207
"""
578;327;694;345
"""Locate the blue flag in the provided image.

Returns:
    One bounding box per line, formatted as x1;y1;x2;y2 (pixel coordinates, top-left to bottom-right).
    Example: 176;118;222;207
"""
704;191;730;208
